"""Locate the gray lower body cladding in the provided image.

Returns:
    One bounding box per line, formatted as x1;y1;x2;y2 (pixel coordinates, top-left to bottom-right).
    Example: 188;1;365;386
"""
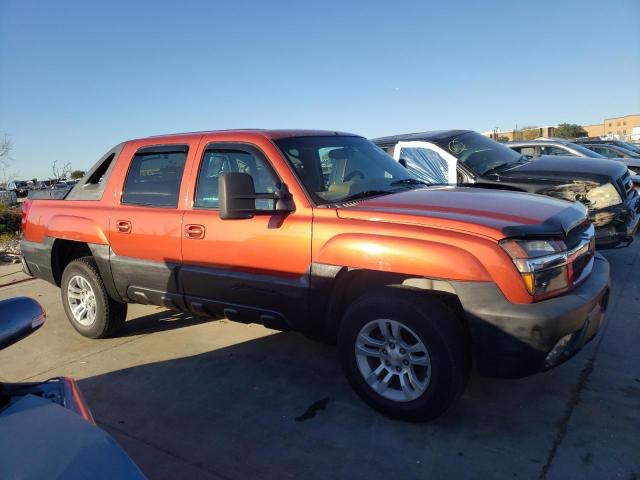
451;254;610;378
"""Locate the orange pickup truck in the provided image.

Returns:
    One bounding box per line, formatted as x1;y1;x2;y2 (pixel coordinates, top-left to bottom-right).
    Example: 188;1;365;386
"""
21;130;610;421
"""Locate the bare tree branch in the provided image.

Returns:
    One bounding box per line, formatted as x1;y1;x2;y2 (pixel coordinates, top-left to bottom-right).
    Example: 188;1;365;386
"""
0;135;12;168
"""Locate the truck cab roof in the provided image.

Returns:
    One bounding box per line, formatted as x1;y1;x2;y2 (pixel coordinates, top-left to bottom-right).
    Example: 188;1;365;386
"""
140;129;360;142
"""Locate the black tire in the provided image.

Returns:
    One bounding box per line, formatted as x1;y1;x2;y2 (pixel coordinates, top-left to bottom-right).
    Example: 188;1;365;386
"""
338;288;469;422
61;256;127;339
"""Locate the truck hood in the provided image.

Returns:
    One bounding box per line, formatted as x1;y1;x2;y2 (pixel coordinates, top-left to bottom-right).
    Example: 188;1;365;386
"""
336;187;587;240
493;155;626;183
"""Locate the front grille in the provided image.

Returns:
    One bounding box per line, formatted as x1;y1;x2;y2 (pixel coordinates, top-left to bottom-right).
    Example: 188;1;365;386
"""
564;221;590;250
570;249;593;286
617;171;632;199
566;224;595;288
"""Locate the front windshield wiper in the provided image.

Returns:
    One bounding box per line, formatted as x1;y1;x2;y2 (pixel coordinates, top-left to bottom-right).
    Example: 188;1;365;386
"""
340;190;395;203
480;154;529;176
482;161;518;175
388;178;431;187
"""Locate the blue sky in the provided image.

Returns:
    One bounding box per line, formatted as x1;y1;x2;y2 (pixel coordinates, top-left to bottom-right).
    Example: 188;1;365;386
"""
1;0;639;179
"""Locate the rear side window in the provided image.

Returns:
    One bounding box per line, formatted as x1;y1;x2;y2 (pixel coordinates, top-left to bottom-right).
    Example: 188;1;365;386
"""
540;146;572;156
513;146;536;157
122;145;188;208
64;143;125;201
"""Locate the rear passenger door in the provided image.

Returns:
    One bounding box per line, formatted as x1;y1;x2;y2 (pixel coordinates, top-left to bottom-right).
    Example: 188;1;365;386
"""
109;143;192;308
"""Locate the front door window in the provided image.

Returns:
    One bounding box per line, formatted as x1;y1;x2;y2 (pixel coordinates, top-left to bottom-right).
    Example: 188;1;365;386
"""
392;141;457;184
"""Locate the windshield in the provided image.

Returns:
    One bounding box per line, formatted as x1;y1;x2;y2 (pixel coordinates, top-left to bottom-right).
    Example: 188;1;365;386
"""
274;136;420;204
429;131;523;175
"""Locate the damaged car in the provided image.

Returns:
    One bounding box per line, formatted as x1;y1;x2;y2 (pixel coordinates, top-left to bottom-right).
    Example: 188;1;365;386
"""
372;130;640;248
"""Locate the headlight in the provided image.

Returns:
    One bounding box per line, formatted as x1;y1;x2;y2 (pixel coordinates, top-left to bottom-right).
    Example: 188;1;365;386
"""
585;183;622;209
500;226;595;299
500;238;568;297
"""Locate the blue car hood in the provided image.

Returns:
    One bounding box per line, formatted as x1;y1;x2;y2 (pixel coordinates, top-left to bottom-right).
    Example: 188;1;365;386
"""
0;394;145;479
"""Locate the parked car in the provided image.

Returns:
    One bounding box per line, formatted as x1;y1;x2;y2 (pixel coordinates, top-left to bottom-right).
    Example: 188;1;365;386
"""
21;129;610;421
373;130;640;248
35;180;56;190
0;297;145;479
508;139;640;171
7;180;31;198
505;139;607;159
574;138;640;156
581;144;640;165
0;190;17;206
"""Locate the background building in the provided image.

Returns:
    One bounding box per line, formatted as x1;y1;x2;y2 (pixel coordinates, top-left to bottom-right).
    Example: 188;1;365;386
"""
486;114;640;141
486;126;555;141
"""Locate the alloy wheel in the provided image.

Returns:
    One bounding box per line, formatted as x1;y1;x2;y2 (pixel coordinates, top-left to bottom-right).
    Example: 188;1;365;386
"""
355;318;432;402
67;275;97;326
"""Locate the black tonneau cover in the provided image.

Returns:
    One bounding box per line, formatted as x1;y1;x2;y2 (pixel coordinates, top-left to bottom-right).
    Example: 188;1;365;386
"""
28;188;71;200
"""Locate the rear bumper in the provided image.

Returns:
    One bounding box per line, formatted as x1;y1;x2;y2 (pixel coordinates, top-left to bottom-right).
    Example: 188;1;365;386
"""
593;191;640;249
20;239;56;284
451;253;610;378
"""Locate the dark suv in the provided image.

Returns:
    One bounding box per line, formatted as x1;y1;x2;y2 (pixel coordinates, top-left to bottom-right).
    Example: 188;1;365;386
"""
373;130;640;248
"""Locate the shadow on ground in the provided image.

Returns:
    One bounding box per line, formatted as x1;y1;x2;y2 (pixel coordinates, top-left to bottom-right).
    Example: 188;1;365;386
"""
78;310;589;480
116;310;212;337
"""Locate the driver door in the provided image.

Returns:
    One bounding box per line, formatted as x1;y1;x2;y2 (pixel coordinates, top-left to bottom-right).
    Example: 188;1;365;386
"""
392;141;458;184
179;140;312;327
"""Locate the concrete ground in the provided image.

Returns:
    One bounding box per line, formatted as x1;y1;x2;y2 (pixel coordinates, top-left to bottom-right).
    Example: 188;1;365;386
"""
0;246;638;480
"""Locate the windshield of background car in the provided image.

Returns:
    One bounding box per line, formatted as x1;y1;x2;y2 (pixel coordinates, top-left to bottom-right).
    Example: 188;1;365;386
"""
429;131;523;175
274;136;418;204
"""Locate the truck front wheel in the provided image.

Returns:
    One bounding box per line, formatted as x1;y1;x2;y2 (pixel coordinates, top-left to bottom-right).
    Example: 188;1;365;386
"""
338;289;469;422
61;257;127;338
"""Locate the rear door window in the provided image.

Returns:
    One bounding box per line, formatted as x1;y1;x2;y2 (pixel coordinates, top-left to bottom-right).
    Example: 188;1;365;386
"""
540;145;572;156
513;146;536;157
121;145;188;208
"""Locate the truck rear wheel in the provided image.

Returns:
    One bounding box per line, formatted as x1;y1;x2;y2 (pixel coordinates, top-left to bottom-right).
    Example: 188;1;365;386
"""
338;289;469;422
61;257;127;339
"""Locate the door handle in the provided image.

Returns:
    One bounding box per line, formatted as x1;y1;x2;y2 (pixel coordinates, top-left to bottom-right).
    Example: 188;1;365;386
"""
116;220;132;233
184;224;205;239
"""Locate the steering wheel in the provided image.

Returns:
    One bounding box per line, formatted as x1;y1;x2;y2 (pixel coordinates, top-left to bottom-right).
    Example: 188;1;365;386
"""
344;170;365;181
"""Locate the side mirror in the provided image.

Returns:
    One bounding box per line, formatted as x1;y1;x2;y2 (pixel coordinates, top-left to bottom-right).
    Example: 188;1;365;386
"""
0;297;46;350
219;172;295;220
398;158;408;168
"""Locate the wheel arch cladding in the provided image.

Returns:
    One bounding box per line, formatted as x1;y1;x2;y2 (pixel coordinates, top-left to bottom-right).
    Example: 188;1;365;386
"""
50;240;121;301
51;239;93;285
314;265;468;341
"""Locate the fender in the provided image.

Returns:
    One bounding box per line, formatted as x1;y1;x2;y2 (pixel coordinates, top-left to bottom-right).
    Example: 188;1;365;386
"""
314;233;492;282
46;215;109;245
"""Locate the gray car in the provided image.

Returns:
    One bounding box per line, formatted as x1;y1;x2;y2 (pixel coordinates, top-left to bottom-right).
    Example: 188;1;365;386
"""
506;139;606;159
582;144;640;163
506;139;640;169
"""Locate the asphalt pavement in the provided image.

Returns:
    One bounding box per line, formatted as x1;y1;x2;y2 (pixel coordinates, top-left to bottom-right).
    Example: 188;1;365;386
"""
0;245;638;480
